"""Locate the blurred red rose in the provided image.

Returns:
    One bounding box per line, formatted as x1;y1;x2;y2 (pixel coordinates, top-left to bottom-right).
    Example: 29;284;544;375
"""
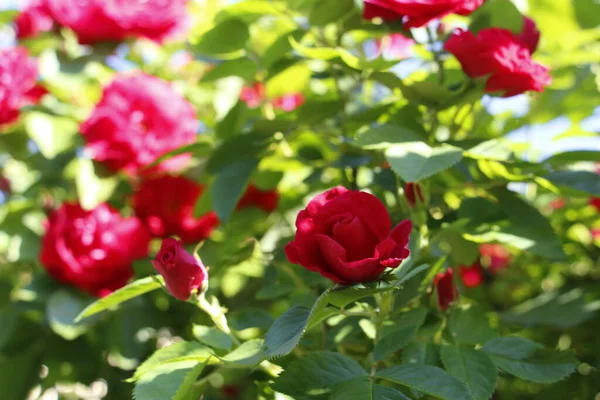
46;0;189;44
363;0;484;28
458;262;484;288
81;74;198;176
240;82;305;112
132;175;219;244
0;176;10;194
15;0;54;39
516;17;541;54
433;268;457;310
40;202;151;297
589;197;600;211
404;182;424;207
152;238;207;301
549;198;566;210
237;184;279;213
285;186;412;284
479;243;511;274
0;47;44;127
444;27;551;97
375;33;415;60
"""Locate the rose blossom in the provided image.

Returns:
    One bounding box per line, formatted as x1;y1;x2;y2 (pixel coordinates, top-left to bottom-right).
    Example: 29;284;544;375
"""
132;175;219;244
15;0;54;39
152;238;207;301
479;243;511;274
285;186;412;284
433;268;457;310
0;47;45;127
444;26;551;97
458;262;484;288
237;184;279;213
81;73;198;176
363;0;485;28
40;202;151;296
46;0;189;44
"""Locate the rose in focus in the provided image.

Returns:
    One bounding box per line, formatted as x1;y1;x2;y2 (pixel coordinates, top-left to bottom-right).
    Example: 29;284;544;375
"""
285;186;412;284
152;238;207;301
81;73;198;176
363;0;485;28
132;176;219;244
40;203;150;297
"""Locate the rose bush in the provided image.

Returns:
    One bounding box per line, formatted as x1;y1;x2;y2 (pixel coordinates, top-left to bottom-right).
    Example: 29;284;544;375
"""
1;0;598;399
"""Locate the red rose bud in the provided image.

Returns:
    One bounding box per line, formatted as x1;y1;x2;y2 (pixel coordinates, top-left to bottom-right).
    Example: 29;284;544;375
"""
444;27;551;97
458;262;484;288
589;197;600;211
433;268;458;311
15;0;55;39
236;184;279;213
363;0;484;28
404;182;424;207
46;0;189;44
40;203;151;297
0;47;41;127
479;244;511;274
133;175;219;244
82;74;198;176
152;238;208;301
516;17;541;54
285;186;412;284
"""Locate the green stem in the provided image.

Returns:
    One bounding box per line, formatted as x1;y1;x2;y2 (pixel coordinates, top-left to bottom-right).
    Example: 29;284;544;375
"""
194;293;240;346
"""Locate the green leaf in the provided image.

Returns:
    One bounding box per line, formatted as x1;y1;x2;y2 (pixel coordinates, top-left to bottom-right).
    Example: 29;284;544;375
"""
502;289;600;329
377;364;473;400
326;283;393;309
464;139;514;161
192;19;250;58
75;276;164;322
296;98;346;124
0;344;42;400
211;158;257;222
544;170;600;196
145;137;214;169
470;0;524;34
330;377;411;400
308;0;355;26
133;361;205;400
374;325;419;362
215;100;248;139
192;325;233;350
353;125;424;149
220;339;265;366
262;29;306;68
201;58;257;82
448;306;498;346
272;351;367;397
263;305;311;358
441;346;498;400
386;142;463;182
25;112;79;159
47;290;98;340
265;61;311;98
75;157;118;211
482;337;576;383
131;342;213;382
543;150;600;166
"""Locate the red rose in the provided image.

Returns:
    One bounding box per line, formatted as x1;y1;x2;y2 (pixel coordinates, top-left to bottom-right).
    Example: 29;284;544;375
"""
479;243;511;274
40;203;151;297
444;27;551;97
15;0;54;39
404;182;424;207
433;268;457;310
516;17;541;54
237;184;279;213
0;47;43;126
240;82;305;112
285;186;412;284
363;0;485;28
132;176;219;244
458;262;484;288
589;197;600;211
152;238;207;301
81;74;198;176
0;176;10;194
46;0;188;44
375;34;415;60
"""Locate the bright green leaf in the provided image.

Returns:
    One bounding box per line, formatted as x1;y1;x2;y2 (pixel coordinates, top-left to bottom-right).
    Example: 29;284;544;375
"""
386;142;463;182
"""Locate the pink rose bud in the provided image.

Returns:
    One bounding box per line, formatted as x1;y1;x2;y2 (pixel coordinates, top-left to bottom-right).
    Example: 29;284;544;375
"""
152;238;208;301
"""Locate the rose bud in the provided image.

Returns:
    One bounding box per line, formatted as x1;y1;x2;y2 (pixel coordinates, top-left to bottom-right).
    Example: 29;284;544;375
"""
458;262;484;288
152;238;208;301
433;268;458;311
404;182;424;207
285;186;412;284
